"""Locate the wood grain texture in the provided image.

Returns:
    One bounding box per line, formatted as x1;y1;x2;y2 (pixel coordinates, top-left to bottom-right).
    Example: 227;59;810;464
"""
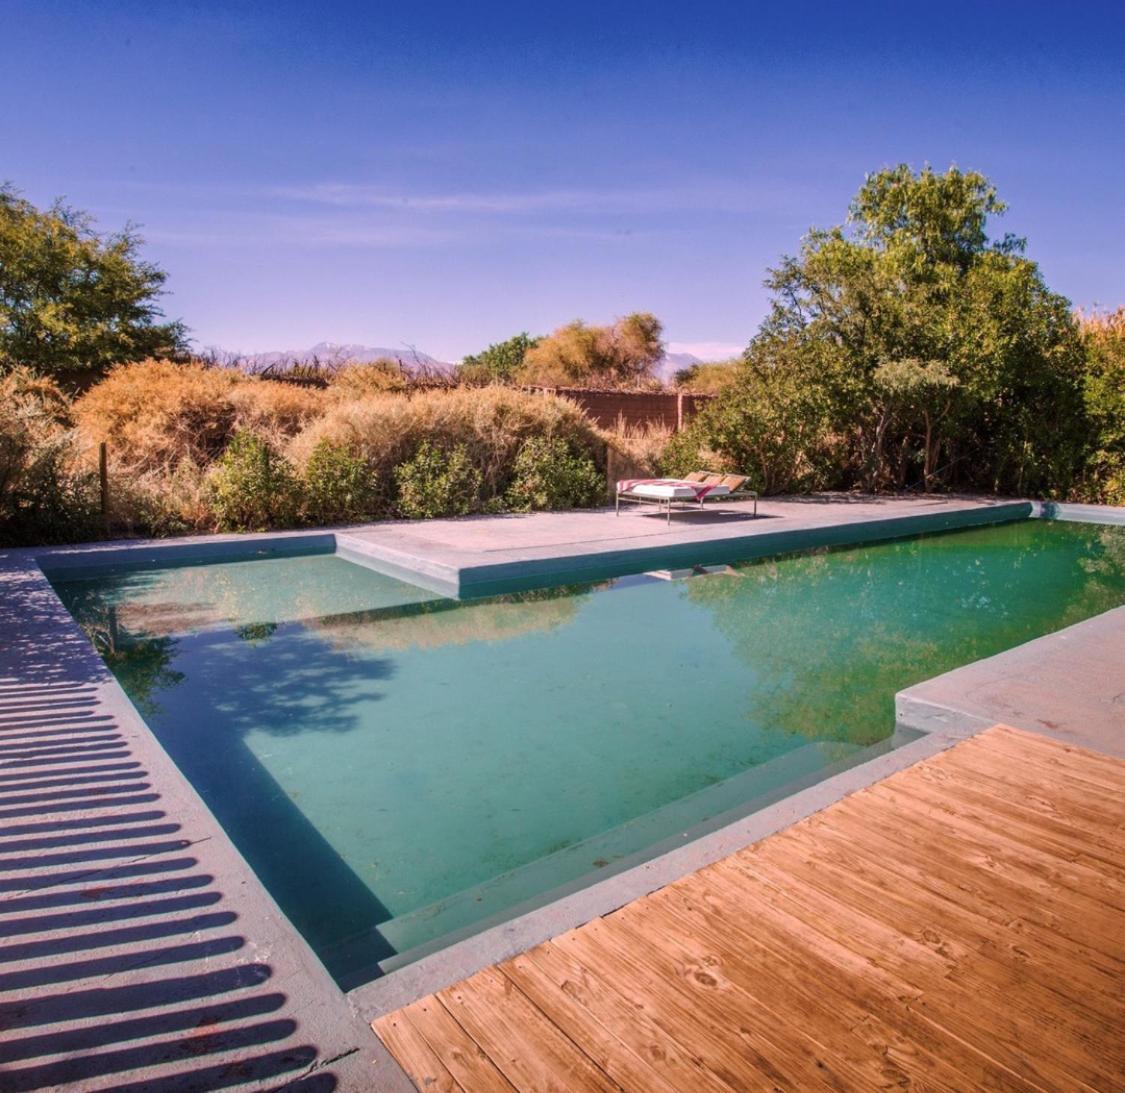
374;726;1125;1091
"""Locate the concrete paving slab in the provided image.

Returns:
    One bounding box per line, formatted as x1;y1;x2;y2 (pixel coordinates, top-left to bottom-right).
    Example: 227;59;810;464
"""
897;603;1125;759
338;494;1031;595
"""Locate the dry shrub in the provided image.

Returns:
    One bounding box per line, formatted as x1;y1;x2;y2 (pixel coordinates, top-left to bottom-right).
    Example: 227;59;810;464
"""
603;421;672;479
229;381;325;447
0;367;100;544
517;313;664;388
288;385;604;500
674;358;741;393
106;459;212;536
74;361;242;473
74;360;324;473
328;359;410;397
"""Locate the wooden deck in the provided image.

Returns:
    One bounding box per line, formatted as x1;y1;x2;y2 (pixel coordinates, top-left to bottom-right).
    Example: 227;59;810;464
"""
373;725;1125;1091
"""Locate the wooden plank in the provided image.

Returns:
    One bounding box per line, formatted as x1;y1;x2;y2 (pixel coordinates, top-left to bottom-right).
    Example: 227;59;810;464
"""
394;997;514;1092
499;952;681;1093
372;1010;463;1092
623;891;961;1091
524;939;736;1093
756;831;1124;1074
558;913;846;1093
953;728;1125;796
719;854;1098;1091
978;725;1125;782
825;794;1125;948
436;965;619;1092
647;875;1037;1092
922;733;1125;810
756;807;1124;1080
806;810;1125;988
554;920;807;1091
601;904;862;1090
880;774;1125;881
909;757;1125;851
850;783;1125;910
374;728;1125;1092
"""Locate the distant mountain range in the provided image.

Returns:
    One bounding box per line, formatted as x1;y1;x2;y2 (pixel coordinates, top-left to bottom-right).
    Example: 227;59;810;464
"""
211;341;705;383
211;342;456;374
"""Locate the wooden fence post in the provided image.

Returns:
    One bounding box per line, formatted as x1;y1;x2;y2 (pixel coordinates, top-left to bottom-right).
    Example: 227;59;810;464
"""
98;441;109;533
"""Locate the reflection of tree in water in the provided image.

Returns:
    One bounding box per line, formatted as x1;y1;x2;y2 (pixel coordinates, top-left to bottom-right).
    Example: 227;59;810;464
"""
59;584;185;716
1076;524;1125;609
685;523;1125;747
310;583;594;654
235;621;278;643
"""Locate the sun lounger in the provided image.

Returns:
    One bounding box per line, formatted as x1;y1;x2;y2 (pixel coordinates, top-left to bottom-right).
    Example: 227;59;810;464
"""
615;475;758;524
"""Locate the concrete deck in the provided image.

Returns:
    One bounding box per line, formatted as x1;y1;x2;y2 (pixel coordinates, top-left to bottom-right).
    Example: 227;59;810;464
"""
898;604;1125;759
337;494;1031;596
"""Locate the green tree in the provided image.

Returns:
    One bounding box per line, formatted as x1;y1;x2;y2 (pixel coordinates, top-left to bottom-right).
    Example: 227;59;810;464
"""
518;312;663;387
0;184;188;381
673;358;740;393
460;332;540;384
1078;308;1125;504
665;338;840;493
208;431;301;531
701;165;1087;496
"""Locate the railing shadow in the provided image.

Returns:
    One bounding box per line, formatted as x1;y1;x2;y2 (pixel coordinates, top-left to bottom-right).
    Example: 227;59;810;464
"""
0;565;356;1092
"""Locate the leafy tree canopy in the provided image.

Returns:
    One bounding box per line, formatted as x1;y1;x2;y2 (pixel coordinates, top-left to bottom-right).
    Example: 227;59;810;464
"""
674;358;740;392
0;183;188;381
1078;308;1125;504
705;165;1087;496
518;312;663;387
459;331;540;384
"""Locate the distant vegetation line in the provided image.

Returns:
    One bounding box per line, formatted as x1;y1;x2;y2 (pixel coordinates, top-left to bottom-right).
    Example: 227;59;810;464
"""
1;165;1122;547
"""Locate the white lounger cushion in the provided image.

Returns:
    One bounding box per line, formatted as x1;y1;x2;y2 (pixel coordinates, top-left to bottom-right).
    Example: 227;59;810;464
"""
626;483;732;500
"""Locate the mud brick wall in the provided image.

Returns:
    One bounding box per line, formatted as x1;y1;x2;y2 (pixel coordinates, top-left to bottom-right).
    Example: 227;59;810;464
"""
524;387;714;431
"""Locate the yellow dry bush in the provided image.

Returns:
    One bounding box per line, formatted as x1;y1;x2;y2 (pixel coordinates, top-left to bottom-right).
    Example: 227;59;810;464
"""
603;421;673;478
518;313;664;388
675;358;741;393
229;381;326;447
74;360;242;473
74;360;326;474
327;359;410;397
106;458;213;536
288;385;604;498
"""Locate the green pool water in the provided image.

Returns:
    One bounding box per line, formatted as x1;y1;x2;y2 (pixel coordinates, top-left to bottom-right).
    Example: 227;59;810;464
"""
51;518;1125;986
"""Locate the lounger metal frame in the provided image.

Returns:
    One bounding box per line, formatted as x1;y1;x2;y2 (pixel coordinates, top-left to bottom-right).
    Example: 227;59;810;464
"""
614;480;759;524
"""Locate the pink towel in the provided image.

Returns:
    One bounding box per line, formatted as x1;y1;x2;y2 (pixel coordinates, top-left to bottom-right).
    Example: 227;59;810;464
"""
616;478;721;501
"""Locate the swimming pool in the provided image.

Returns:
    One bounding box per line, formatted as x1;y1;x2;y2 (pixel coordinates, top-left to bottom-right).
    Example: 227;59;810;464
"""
49;518;1125;987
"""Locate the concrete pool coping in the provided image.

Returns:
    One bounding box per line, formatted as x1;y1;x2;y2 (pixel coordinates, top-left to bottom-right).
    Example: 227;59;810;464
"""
33;494;1033;596
3;494;1122;1086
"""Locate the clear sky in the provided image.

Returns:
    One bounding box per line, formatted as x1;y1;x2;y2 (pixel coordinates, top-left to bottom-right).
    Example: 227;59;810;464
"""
3;0;1123;361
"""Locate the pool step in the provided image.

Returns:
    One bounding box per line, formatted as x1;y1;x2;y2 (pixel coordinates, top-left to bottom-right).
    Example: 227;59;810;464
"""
324;733;908;987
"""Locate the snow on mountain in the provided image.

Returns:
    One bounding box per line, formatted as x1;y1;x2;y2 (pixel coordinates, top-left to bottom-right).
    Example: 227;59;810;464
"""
212;342;456;373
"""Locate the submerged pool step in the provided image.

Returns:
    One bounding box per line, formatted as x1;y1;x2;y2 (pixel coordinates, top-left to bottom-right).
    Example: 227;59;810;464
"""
321;734;907;987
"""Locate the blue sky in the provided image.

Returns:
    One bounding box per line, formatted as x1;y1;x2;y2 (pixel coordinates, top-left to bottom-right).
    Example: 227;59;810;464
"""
4;0;1123;361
